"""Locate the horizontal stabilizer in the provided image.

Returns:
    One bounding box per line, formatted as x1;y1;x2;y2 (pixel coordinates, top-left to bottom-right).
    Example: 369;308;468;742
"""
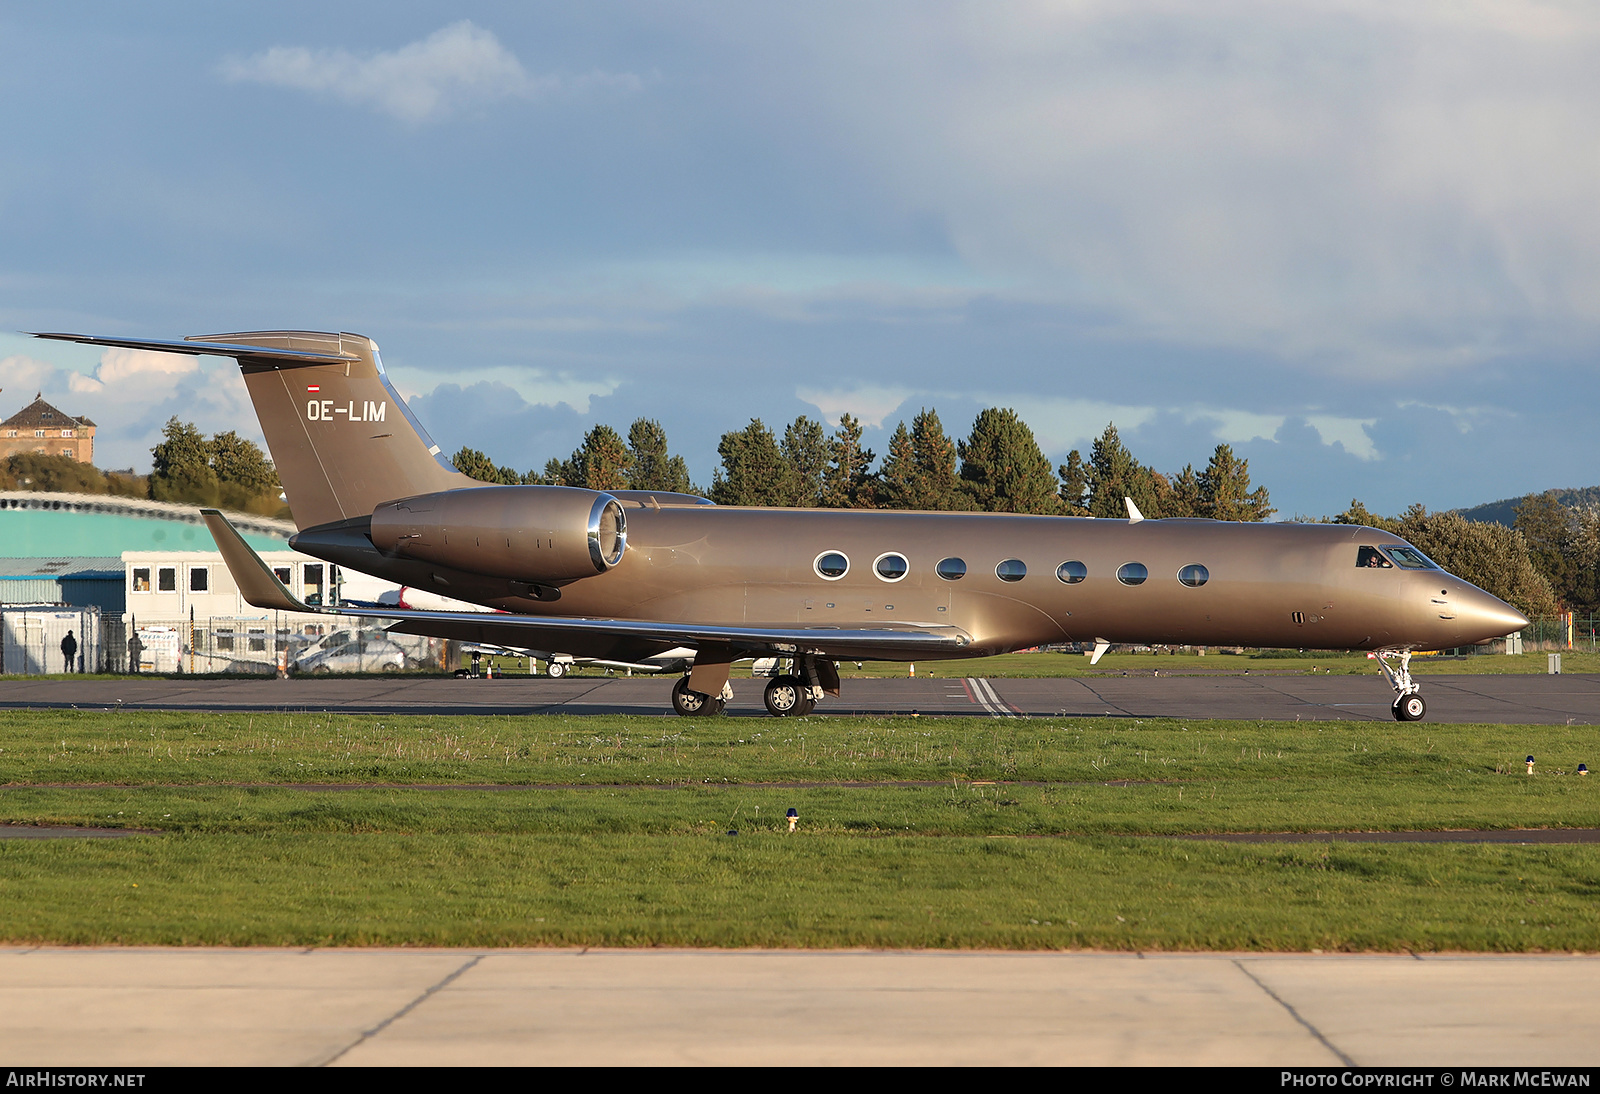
32;332;359;365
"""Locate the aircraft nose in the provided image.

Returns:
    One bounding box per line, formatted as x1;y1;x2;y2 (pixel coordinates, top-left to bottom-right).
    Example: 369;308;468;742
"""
1454;586;1529;641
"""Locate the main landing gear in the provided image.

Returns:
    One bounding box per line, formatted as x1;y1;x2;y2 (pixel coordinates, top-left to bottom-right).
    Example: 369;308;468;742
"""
762;675;816;717
671;675;730;716
670;656;836;717
1376;649;1427;721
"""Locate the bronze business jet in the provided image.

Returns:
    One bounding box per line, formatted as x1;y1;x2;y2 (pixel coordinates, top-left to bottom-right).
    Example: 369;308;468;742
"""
35;330;1530;721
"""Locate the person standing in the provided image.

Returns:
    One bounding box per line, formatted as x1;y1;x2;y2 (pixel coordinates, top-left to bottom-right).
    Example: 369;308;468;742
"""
60;630;77;674
127;631;144;674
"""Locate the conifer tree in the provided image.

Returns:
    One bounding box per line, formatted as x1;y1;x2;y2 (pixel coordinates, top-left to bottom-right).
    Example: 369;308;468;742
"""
820;413;876;508
1197;444;1273;521
626;418;694;494
565;425;633;492
712;419;791;506
958;408;1061;514
782;416;829;507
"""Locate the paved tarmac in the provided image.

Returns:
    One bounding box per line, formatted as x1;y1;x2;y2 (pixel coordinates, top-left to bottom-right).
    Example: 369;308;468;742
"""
1;948;1594;1066
4;670;1600;722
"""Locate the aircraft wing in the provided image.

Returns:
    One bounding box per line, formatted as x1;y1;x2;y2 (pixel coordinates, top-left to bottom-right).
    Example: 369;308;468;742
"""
201;509;972;661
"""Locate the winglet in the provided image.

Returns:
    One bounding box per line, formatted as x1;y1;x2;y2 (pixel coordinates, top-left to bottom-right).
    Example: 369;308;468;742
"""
201;509;314;613
1124;496;1145;523
1089;638;1111;665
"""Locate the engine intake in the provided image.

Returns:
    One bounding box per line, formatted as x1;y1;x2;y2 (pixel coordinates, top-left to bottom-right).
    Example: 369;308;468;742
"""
370;485;627;583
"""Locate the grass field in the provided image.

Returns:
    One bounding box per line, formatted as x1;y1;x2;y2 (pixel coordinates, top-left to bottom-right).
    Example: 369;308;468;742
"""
1;708;1597;950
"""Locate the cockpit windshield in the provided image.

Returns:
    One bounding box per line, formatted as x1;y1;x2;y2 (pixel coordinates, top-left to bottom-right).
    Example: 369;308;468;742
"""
1356;546;1392;568
1382;545;1438;570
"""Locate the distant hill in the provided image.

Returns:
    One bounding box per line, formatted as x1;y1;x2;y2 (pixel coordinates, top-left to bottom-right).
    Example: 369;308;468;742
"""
1455;486;1600;527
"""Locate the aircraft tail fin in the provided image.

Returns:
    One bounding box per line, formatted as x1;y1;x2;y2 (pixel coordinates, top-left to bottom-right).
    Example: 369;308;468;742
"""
36;330;473;529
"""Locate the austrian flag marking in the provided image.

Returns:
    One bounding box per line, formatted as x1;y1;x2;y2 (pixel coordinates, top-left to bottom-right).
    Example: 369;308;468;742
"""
306;384;320;392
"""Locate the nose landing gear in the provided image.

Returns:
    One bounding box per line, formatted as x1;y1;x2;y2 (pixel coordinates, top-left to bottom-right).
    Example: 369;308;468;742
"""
1377;650;1427;721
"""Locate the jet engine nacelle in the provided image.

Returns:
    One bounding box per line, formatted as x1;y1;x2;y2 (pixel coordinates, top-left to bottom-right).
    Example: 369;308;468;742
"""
369;485;627;584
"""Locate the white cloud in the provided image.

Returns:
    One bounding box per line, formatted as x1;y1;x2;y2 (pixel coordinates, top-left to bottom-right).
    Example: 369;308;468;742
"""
786;1;1600;373
68;348;198;393
795;385;914;429
220;21;637;123
1305;415;1379;460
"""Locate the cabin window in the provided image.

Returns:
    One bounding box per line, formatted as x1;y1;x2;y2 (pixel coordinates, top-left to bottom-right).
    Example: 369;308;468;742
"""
1117;562;1149;586
874;553;909;582
814;551;849;580
1177;564;1209;588
215;628;234;652
996;559;1027;582
304;564;324;605
1383;546;1438;570
157;567;176;592
1056;560;1087;584
936;557;967;580
189;567;208;593
1356;546;1392;568
273;567;291;585
248;628;267;652
132;567;150;592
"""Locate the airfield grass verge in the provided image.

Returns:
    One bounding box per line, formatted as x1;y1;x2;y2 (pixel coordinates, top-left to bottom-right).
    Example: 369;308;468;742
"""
1;709;1597;950
2;834;1596;950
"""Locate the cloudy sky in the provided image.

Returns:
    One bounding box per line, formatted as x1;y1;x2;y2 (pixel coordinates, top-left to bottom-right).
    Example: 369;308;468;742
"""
2;1;1597;517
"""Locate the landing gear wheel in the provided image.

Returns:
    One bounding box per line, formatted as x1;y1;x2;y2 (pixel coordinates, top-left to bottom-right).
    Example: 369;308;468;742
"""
764;675;805;717
672;675;719;716
546;661;567;678
1393;693;1427;722
797;691;817;716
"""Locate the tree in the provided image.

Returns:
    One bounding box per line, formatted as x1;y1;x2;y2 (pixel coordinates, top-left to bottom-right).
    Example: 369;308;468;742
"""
880;408;965;511
565;425;633;492
207;431;276;494
1514;491;1582;607
1057;450;1090;516
820;413;876;509
149;418;220;506
1197;444;1273;521
1083;424;1164;518
626;418;695;495
781;416;829;507
711;419;792;506
452;447;522;485
958;408;1061;514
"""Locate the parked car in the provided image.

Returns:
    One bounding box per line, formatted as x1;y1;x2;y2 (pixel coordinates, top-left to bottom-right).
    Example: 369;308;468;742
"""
290;630;407;674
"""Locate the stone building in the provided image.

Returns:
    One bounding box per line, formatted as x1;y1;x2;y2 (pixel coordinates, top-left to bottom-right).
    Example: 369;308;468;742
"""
0;393;95;464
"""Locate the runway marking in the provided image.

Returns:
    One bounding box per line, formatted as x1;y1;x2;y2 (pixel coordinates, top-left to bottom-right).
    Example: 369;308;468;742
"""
965;678;1019;718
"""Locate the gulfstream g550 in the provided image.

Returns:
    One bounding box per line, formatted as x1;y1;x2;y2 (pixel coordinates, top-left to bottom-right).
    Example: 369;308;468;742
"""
35;330;1529;720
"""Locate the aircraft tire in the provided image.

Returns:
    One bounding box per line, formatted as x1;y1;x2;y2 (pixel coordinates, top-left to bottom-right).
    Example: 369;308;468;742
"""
546;661;567;678
797;692;817;716
763;675;805;717
1395;693;1427;721
671;675;717;716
